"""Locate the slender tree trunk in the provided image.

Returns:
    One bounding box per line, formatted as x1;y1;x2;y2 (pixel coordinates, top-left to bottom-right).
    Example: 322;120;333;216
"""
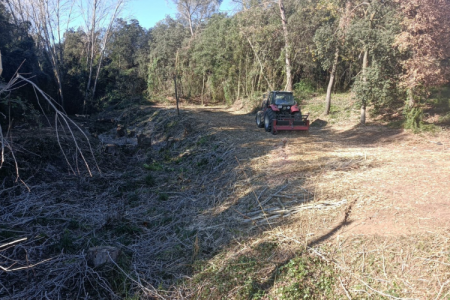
245;55;249;97
54;66;64;108
279;0;292;92
174;75;180;116
91;0;122;102
246;36;273;91
407;88;415;108
84;0;97;111
237;58;241;100
325;47;339;115
201;73;205;106
188;14;194;36
361;48;368;125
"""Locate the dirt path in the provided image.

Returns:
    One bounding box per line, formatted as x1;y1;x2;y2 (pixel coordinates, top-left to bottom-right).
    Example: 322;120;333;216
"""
182;104;450;238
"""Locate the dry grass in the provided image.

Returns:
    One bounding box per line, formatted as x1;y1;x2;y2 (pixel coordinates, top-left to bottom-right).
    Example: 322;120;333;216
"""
1;98;450;298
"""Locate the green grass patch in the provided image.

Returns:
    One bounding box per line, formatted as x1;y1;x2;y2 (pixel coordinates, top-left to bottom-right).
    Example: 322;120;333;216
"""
192;255;266;299
274;253;335;299
143;162;163;171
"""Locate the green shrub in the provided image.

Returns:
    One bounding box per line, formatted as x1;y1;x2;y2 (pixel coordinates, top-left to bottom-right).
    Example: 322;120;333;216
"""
294;79;316;99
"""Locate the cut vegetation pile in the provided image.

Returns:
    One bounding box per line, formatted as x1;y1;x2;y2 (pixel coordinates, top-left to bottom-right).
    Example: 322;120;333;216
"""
0;105;243;298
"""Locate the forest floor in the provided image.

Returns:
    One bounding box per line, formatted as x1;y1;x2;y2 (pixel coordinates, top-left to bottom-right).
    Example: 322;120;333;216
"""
1;95;450;299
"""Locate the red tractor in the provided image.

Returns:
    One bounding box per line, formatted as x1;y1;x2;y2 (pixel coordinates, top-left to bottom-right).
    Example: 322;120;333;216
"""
255;91;309;135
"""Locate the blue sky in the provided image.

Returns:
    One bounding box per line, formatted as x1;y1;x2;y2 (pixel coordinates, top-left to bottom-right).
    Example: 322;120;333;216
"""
127;0;238;29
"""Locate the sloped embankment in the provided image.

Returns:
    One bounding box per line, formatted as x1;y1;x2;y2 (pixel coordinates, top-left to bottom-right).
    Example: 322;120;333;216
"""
0;105;248;298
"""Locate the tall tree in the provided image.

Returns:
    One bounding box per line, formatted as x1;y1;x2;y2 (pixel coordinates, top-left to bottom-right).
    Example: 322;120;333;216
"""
350;0;403;124
173;0;222;36
79;0;125;111
314;1;352;115
278;0;292;91
395;0;450;107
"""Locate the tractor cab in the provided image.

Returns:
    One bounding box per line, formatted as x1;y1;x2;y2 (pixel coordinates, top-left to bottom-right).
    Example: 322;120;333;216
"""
270;91;296;106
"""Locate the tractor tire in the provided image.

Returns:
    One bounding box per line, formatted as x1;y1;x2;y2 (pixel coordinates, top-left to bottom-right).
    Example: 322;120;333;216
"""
256;111;264;128
293;112;302;120
264;109;275;132
271;124;278;135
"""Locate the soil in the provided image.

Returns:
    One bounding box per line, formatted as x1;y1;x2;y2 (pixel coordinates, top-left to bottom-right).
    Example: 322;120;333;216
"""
174;103;450;238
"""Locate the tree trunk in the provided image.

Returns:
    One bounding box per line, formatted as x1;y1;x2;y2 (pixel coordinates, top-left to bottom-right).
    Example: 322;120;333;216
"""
188;13;194;36
91;0;122;103
407;88;415;108
237;57;241;100
361;48;368;125
325;47;339;115
201;73;205;106
245;55;248;97
84;0;98;111
279;0;292;92
246;36;274;91
174;75;180;116
55;66;64;109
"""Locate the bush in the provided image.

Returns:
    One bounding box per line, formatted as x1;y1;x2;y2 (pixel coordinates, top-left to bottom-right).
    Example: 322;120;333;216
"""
294;79;316;99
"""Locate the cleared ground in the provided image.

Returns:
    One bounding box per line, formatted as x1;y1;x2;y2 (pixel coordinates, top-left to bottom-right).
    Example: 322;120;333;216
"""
1;98;450;299
176;102;450;299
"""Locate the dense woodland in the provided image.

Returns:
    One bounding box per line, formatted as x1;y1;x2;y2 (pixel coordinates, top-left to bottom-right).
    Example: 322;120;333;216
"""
1;0;450;124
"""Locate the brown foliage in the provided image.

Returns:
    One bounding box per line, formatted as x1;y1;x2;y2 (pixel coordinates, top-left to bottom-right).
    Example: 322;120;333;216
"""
395;0;450;90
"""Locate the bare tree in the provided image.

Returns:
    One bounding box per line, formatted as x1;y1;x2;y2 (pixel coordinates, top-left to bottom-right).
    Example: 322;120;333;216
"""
6;0;124;111
6;0;77;108
79;0;125;111
173;0;222;36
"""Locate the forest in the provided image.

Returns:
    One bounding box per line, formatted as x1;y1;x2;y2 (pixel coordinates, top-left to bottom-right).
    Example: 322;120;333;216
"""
1;0;450;299
1;0;449;125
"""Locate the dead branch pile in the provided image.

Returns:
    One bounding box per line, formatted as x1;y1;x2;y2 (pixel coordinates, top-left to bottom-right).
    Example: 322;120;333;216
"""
0;102;267;298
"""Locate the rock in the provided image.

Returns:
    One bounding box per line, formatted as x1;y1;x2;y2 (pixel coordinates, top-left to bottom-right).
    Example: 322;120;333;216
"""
87;246;120;267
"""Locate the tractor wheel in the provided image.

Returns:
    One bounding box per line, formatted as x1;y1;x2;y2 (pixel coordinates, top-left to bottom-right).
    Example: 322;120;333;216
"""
264;109;275;132
256;111;264;128
271;124;278;135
